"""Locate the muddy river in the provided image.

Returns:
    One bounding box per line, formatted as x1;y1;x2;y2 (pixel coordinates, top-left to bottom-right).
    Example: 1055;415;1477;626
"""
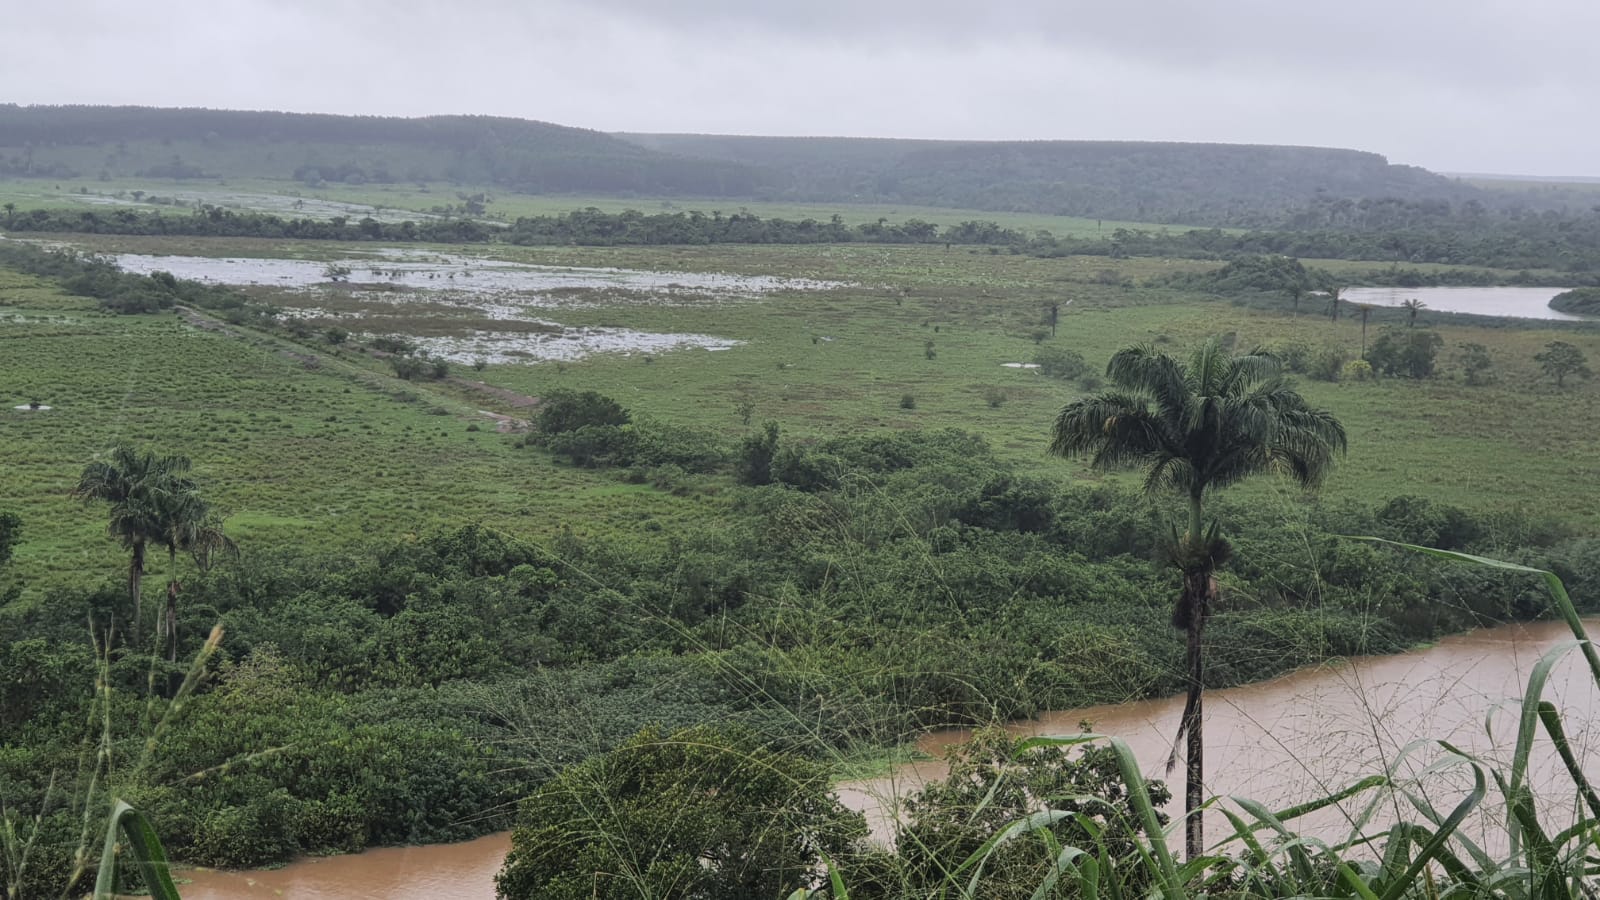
181;616;1600;898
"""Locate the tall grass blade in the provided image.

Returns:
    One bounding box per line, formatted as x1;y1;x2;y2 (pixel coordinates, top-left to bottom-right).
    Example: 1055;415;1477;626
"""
92;800;181;900
1537;701;1600;821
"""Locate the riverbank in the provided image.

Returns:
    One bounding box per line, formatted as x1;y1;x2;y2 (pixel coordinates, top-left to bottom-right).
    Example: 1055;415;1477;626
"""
178;615;1600;898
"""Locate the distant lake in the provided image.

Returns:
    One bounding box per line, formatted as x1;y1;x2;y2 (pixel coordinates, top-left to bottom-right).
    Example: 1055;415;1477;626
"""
1341;286;1586;321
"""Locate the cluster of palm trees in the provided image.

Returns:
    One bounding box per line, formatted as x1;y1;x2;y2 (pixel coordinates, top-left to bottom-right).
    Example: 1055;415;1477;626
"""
1050;339;1346;858
72;445;232;663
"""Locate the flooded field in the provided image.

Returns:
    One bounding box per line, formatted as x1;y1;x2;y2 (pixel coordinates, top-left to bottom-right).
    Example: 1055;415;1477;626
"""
41;187;448;224
109;247;849;362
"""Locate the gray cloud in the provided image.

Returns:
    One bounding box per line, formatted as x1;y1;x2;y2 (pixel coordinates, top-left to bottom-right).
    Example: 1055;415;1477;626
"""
5;0;1596;174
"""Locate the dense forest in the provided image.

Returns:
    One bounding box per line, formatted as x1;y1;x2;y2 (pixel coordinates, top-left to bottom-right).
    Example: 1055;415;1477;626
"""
621;133;1480;225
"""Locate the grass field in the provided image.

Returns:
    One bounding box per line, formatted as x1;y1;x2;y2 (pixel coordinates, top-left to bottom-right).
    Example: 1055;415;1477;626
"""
5;234;1600;597
0;175;1182;237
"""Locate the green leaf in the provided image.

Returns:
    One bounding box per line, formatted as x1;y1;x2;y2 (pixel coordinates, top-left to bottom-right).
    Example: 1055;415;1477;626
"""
93;799;182;900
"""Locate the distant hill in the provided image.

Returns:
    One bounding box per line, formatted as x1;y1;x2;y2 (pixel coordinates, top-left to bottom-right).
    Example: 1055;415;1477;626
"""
0;105;762;196
621;133;1482;226
0;104;1523;226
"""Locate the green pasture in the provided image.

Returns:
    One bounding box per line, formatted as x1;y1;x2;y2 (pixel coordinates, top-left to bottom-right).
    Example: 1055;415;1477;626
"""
5;236;1600;596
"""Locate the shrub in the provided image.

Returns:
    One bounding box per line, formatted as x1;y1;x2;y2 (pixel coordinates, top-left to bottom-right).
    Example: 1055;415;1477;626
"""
535;389;630;435
900;393;917;409
735;421;779;486
370;335;414;355
1261;338;1313;374
388;356;426;380
1033;344;1089;380
1367;328;1443;379
497;725;866;900
1308;347;1347;382
1341;358;1373;382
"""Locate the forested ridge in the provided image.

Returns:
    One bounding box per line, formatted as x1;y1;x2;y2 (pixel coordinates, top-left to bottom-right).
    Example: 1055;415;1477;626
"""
11;104;1595;227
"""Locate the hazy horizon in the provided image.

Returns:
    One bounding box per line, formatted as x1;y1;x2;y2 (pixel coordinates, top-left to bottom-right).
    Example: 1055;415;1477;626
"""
7;0;1596;178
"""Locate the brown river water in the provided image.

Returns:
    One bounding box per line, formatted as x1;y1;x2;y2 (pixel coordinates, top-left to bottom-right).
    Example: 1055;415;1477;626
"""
181;617;1600;899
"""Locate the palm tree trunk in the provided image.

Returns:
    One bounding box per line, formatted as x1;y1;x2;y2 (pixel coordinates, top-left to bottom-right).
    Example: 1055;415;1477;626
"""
129;540;146;646
1182;494;1207;860
165;547;179;666
1184;588;1205;858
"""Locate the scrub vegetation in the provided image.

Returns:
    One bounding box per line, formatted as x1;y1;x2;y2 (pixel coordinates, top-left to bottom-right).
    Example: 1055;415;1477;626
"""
5;124;1600;896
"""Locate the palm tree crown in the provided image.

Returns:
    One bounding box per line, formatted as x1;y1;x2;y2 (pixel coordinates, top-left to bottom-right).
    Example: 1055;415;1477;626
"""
72;446;201;643
1050;340;1346;510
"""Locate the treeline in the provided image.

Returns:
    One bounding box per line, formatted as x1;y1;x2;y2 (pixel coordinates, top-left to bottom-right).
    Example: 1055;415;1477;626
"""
0;205;1025;247
1;206;497;243
0;239;259;314
15;200;1600;274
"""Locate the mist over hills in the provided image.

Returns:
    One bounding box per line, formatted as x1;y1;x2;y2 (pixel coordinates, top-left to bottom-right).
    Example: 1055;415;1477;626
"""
0;104;1543;226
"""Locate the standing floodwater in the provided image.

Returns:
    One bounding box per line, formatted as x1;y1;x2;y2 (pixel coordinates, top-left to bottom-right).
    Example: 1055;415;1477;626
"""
1341;286;1585;320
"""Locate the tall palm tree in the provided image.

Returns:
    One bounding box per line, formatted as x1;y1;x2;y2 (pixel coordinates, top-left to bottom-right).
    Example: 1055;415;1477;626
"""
73;446;198;645
155;495;233;664
1049;340;1345;858
1401;298;1426;328
1356;304;1375;356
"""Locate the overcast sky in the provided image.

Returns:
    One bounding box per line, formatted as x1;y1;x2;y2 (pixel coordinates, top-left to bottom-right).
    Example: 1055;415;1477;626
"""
7;0;1595;176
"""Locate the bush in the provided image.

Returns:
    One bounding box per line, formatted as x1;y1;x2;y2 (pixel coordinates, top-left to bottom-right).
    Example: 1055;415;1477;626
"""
1367;328;1443;379
1033;344;1089;380
370;335;414;354
535;389;630;435
497;724;866;900
1308;347;1347;382
1261;338;1313;374
1341;358;1373;382
897;727;1170;900
900;393;917;409
389;356;426;380
735;421;780;486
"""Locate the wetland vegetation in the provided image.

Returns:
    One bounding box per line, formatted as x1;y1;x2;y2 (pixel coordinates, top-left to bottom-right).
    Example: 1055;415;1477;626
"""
6;106;1600;898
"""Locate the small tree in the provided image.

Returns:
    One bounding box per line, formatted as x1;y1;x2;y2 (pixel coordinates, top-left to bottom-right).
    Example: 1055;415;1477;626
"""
1536;341;1592;388
1367;328;1442;379
1034;345;1089;380
1454;342;1495;386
